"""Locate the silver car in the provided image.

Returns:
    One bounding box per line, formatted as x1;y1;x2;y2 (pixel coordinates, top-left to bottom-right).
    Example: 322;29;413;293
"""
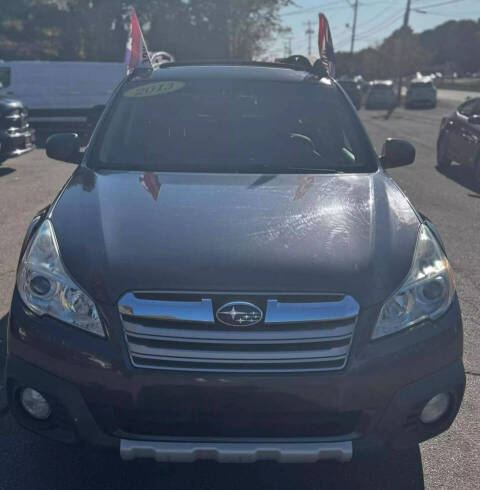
406;78;437;109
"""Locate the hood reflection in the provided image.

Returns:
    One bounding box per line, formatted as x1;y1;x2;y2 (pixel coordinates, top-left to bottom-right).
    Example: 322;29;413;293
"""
140;172;162;200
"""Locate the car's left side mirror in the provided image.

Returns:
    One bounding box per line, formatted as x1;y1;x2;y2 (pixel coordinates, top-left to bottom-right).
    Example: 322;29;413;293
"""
45;133;82;164
468;114;480;125
381;138;416;169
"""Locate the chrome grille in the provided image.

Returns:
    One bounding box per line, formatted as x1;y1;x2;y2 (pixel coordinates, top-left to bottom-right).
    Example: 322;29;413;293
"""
118;292;359;373
3;109;29;131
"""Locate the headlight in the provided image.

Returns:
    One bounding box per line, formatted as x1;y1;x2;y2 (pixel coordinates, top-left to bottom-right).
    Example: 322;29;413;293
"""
17;220;105;337
372;223;454;340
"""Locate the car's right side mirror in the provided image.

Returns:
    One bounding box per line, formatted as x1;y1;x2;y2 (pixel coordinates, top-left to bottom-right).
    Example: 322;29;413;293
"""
381;138;416;169
45;133;82;164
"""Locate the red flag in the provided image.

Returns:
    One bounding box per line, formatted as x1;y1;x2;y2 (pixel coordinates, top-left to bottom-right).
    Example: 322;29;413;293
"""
125;9;152;74
318;14;336;77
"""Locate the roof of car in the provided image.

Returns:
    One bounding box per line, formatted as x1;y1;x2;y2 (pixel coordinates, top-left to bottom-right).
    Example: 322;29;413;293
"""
410;77;433;84
140;62;322;83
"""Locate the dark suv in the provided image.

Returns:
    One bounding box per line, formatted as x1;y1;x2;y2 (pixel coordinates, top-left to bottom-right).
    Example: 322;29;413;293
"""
2;61;464;464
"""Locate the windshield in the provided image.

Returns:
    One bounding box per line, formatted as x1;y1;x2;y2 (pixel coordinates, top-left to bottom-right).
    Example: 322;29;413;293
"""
94;78;377;174
371;84;393;91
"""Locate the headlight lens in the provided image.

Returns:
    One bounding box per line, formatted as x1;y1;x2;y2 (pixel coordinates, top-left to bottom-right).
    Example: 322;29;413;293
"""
17;220;105;337
372;224;454;340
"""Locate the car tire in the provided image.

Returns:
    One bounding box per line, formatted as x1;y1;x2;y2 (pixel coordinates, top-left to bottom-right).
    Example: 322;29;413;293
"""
437;136;452;168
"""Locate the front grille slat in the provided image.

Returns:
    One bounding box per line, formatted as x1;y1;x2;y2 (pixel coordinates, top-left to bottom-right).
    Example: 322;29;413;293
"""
119;292;359;373
122;319;355;340
126;334;351;349
131;356;347;372
127;343;350;361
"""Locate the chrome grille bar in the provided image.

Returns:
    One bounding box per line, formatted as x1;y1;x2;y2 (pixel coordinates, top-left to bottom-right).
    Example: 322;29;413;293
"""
265;296;359;323
118;292;359;373
118;293;214;323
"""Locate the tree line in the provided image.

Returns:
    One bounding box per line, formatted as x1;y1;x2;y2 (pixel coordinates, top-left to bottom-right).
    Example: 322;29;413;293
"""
336;19;480;80
1;2;478;82
0;0;291;62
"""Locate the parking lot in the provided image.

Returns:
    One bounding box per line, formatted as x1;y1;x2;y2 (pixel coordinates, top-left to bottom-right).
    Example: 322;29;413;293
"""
0;92;479;489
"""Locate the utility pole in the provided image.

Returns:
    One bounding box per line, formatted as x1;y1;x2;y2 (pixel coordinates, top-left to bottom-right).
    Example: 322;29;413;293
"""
283;37;293;57
350;0;359;55
287;37;293;57
304;21;315;56
397;0;412;101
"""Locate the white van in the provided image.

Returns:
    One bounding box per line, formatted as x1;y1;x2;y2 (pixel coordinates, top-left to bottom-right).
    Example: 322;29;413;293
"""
0;61;125;137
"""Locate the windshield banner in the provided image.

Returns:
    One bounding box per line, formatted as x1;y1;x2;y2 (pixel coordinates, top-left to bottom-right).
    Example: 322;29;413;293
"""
125;9;153;74
318;13;336;77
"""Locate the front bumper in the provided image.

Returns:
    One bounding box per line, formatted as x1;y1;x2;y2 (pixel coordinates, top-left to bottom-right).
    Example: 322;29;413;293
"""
406;97;436;108
4;290;465;462
0;128;35;160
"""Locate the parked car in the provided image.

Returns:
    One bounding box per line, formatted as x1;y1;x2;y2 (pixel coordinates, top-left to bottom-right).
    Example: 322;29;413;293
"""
406;78;437;109
338;79;362;109
437;97;480;186
2;61;464;464
365;81;397;110
0;94;35;163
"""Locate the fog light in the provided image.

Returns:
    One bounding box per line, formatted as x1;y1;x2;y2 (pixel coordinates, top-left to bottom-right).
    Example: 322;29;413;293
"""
420;393;450;424
20;388;51;420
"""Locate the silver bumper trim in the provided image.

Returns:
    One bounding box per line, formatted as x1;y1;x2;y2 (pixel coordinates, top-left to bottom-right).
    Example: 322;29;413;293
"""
120;439;353;463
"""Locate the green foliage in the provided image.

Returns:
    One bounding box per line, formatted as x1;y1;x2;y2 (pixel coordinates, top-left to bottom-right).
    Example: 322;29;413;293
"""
0;0;291;61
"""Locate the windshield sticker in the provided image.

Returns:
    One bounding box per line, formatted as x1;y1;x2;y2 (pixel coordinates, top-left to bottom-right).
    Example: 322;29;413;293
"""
124;81;185;98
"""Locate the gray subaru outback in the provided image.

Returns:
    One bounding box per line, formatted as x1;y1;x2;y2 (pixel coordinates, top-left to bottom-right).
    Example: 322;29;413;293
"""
3;60;464;463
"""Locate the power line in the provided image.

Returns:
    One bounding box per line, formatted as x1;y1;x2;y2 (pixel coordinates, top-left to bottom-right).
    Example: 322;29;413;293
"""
281;2;352;17
412;0;468;8
353;10;405;41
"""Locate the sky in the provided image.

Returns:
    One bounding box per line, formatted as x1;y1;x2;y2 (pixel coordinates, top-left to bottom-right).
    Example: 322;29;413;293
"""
268;0;480;58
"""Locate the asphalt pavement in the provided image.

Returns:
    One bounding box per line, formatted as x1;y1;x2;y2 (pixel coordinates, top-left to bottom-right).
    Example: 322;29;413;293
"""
0;93;479;489
436;88;478;103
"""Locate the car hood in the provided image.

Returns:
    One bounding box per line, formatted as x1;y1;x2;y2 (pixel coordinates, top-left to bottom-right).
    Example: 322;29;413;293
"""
51;168;420;307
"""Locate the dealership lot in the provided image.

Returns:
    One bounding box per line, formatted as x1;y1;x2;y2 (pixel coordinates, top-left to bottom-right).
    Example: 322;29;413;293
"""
0;95;479;489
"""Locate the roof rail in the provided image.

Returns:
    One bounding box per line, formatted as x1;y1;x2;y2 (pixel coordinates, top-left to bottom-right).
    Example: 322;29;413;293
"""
275;55;329;78
158;58;330;78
